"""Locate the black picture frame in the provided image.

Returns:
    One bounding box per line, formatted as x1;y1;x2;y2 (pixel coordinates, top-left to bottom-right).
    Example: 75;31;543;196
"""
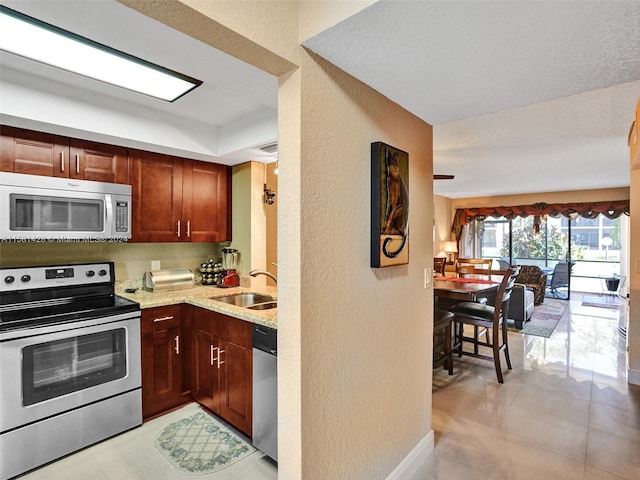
371;142;409;268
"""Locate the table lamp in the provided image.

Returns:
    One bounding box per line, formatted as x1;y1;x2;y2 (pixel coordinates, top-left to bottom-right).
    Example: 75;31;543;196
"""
442;241;458;264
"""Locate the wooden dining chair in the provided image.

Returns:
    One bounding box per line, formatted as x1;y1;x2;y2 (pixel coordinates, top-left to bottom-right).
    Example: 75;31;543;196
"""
456;259;495;341
433;309;455;374
450;265;521;383
433;257;446;276
456;258;492;277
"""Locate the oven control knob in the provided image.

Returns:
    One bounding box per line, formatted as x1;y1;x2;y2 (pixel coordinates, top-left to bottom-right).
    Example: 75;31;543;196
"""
86;270;95;277
21;274;31;283
98;269;107;277
4;275;15;284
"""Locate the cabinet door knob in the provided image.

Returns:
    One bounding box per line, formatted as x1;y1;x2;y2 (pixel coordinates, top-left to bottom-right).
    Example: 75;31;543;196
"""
218;348;225;368
174;335;180;354
76;153;80;174
176;220;181;237
186;220;191;237
153;316;174;322
61;151;64;172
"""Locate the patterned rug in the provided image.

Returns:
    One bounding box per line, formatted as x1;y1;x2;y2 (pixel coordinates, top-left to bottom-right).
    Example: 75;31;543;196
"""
154;406;255;475
509;299;568;338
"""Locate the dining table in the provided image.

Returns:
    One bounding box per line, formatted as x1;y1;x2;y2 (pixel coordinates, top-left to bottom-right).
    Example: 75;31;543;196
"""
433;274;502;306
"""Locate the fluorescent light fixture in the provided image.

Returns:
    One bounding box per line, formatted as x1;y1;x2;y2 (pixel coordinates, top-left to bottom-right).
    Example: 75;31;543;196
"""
0;6;202;102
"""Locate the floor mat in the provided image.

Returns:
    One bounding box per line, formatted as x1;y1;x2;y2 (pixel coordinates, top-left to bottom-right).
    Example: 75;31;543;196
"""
509;299;568;338
154;406;255;475
581;294;620;309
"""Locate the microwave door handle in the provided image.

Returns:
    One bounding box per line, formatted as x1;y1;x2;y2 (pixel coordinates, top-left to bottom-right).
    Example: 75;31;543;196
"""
104;194;114;235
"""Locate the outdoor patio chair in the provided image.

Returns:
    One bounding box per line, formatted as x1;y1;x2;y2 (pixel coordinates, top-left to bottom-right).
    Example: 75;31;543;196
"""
548;262;572;299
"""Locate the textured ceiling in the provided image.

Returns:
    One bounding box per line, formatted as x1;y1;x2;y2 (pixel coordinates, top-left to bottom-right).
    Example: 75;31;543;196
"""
1;1;639;198
303;1;640;125
304;0;640;197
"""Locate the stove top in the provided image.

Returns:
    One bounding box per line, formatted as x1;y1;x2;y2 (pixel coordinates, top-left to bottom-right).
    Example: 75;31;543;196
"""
0;262;140;333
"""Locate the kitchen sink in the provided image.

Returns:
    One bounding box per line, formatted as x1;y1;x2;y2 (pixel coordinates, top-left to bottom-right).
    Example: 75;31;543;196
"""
246;301;277;310
211;293;275;308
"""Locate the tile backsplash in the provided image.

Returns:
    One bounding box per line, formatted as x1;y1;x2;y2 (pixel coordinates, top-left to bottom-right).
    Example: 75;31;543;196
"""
0;241;225;281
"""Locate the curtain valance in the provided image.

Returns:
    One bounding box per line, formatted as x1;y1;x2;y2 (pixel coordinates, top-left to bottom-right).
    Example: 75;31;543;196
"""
452;199;630;241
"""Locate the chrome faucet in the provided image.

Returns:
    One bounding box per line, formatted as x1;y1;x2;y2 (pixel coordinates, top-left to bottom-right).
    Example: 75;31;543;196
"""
249;269;277;284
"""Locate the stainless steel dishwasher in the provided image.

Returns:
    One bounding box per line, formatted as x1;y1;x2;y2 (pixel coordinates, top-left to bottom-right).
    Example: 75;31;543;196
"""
252;324;277;462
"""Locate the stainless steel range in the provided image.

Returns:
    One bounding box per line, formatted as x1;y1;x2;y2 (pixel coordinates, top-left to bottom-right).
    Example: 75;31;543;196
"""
0;262;141;480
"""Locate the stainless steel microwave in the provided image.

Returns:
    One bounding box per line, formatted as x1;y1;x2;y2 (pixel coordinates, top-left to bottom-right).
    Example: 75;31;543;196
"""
0;172;131;241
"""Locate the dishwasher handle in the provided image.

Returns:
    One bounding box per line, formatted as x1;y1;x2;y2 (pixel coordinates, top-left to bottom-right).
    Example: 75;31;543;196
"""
252;324;277;354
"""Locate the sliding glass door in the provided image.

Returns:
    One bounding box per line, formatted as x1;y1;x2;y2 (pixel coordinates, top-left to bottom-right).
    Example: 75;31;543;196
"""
479;215;573;299
476;213;625;299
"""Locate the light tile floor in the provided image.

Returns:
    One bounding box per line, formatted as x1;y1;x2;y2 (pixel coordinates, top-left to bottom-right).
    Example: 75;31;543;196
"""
18;295;639;480
410;294;640;480
19;403;278;480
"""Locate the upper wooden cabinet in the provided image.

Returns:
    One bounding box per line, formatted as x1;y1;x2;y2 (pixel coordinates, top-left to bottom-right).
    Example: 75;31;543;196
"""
1;126;128;183
1;126;67;176
69;139;128;183
129;149;231;243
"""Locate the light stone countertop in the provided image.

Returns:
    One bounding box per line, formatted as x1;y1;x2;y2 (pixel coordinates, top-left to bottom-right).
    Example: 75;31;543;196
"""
116;280;277;329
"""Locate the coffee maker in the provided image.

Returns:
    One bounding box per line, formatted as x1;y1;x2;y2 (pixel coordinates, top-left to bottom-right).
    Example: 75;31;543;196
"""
221;247;240;287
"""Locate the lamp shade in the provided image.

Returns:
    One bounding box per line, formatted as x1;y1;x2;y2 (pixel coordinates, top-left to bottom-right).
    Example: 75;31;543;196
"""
442;241;458;253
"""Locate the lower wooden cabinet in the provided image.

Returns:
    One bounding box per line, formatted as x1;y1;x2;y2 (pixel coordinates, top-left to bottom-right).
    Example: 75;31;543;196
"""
141;304;253;436
141;305;191;419
192;306;253;436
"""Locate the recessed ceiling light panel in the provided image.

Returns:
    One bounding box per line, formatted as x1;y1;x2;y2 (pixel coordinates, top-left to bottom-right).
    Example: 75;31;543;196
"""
0;6;202;102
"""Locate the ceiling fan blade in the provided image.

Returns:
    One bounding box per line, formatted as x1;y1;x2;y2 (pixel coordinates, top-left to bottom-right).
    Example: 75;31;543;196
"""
434;174;455;180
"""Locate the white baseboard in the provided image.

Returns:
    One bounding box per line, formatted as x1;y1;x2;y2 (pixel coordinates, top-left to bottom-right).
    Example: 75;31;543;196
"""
386;430;435;480
628;368;640;386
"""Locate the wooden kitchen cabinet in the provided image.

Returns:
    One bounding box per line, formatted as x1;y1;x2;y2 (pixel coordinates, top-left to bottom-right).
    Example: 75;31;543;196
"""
192;307;252;436
0;126;128;183
69;139;128;183
141;305;191;419
1;126;68;176
128;149;231;243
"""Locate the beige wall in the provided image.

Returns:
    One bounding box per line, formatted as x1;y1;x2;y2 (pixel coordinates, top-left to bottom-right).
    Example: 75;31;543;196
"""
629;161;639;383
232;160;276;287
231;161;268;279
299;0;376;40
265;161;278;286
231;162;252;275
433;194;453;257
119;1;437;478
293;50;434;479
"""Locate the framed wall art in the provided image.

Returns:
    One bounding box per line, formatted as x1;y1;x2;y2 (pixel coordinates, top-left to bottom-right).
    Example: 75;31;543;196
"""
371;141;409;268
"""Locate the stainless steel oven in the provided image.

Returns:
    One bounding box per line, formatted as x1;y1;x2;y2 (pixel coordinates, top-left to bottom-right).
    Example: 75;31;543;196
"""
0;262;141;480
